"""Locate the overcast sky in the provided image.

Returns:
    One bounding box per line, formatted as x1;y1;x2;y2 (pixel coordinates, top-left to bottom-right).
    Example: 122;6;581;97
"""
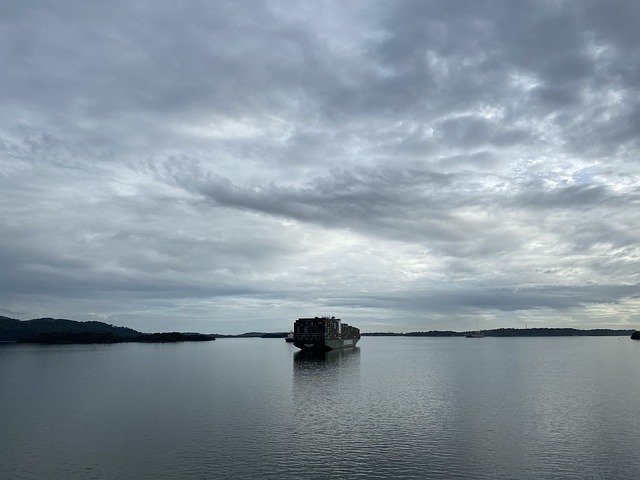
1;0;639;333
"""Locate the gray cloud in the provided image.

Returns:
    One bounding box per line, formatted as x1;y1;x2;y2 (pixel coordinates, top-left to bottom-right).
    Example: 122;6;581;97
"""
1;0;639;333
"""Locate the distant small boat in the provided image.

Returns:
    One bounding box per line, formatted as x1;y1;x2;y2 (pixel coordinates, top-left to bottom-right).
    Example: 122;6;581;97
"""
465;331;484;338
285;332;295;342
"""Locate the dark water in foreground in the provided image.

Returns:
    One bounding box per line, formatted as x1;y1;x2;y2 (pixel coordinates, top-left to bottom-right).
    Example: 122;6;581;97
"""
1;336;640;479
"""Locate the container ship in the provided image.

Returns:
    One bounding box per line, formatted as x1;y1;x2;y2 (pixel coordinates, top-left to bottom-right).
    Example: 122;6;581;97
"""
293;316;360;351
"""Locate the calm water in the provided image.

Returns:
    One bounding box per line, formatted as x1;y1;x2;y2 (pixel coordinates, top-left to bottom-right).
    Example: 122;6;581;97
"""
1;336;640;479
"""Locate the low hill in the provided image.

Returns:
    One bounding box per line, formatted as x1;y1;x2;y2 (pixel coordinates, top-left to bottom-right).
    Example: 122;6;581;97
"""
0;316;140;342
0;316;215;344
362;327;637;337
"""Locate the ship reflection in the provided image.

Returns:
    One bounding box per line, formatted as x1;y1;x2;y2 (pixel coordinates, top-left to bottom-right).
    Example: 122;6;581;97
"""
293;347;360;365
290;347;360;442
292;346;361;402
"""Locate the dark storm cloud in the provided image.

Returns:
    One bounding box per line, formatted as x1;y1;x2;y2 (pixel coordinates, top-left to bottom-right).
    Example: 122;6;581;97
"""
1;0;639;332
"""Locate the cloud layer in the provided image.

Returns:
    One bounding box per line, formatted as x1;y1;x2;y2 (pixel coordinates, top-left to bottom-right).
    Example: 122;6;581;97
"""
2;0;639;333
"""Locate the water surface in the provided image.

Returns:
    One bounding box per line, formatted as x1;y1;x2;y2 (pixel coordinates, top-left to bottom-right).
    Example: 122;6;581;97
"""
1;336;639;479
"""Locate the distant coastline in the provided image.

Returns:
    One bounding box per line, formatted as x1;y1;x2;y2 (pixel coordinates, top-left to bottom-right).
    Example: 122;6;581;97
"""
0;316;215;344
362;328;638;337
194;327;640;338
2;316;638;344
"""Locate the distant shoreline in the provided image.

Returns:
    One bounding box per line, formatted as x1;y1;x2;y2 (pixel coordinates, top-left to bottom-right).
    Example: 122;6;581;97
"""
217;327;639;338
0;316;215;344
361;328;637;337
2;316;638;344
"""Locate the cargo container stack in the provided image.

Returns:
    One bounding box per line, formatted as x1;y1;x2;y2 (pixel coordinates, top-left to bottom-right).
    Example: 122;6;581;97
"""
293;316;361;351
340;323;360;340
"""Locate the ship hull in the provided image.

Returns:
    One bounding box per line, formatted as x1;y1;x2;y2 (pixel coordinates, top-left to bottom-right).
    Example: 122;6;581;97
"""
294;337;359;351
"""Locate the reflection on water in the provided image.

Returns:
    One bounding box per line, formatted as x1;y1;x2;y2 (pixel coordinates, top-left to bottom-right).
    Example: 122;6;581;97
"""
290;346;363;478
293;346;361;364
292;347;360;393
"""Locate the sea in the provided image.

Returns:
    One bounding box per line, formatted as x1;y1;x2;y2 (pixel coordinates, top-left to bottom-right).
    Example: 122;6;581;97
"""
1;336;639;479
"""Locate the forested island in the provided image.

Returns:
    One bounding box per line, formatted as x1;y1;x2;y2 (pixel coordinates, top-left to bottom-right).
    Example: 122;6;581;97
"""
363;328;638;337
0;317;216;344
